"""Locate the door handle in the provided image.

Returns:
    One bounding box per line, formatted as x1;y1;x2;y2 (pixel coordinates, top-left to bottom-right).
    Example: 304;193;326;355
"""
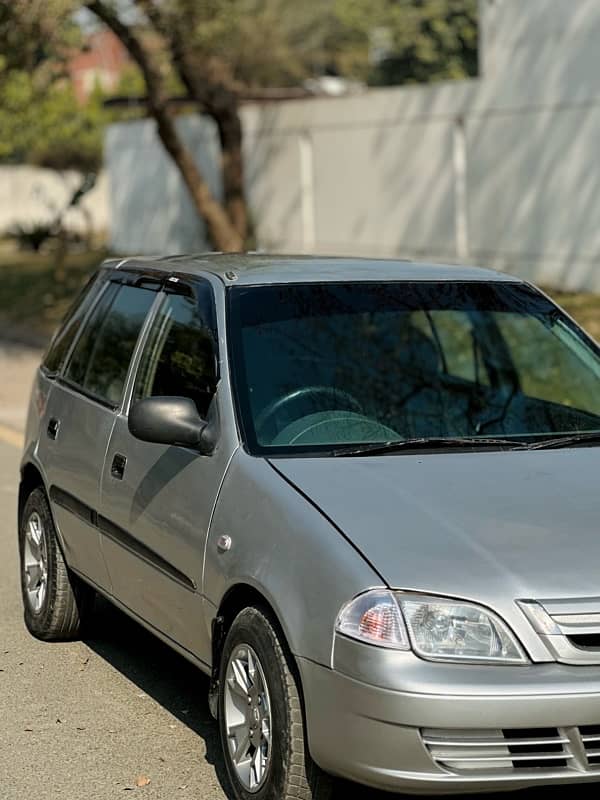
47;418;60;440
111;453;127;480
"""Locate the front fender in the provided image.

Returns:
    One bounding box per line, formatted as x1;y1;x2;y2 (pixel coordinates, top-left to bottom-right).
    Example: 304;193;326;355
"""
203;449;383;667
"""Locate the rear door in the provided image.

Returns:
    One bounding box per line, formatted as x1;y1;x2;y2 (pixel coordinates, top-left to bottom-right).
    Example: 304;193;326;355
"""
41;276;159;591
99;278;233;665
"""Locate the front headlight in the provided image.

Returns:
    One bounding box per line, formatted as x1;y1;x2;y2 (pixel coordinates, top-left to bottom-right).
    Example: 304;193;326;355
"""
398;595;527;664
336;590;527;664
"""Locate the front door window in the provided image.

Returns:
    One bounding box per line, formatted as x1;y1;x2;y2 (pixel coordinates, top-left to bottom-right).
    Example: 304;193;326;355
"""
133;288;217;418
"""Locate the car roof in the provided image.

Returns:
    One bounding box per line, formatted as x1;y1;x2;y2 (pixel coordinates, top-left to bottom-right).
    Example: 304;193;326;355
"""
105;253;521;286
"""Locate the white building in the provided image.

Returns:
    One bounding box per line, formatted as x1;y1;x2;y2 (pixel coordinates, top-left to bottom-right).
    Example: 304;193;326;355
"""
106;0;600;291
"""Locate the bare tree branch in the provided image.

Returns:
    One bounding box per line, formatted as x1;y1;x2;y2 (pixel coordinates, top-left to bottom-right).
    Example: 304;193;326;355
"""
102;86;313;110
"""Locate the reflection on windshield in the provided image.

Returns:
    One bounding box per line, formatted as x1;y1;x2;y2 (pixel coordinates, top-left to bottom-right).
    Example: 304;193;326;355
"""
227;281;600;455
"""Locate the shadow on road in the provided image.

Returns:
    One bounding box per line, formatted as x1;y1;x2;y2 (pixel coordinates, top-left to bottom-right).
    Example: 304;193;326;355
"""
84;597;600;800
84;597;234;798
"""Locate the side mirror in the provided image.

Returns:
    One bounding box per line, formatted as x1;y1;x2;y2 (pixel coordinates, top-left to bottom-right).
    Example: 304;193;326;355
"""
128;396;216;454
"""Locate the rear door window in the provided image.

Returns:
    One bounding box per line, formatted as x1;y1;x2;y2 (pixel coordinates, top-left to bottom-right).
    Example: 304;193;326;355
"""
42;271;104;376
65;283;157;407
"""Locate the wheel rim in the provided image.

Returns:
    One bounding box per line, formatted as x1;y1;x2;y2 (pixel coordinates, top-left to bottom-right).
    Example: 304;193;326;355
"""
224;643;272;792
23;512;48;614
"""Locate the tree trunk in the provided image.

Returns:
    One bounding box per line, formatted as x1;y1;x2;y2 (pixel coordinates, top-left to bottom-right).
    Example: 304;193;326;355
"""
134;0;249;243
153;111;244;251
86;0;243;252
215;109;247;240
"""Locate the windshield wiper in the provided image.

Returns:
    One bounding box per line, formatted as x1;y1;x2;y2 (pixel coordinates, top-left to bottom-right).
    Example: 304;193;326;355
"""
332;436;529;457
528;432;600;450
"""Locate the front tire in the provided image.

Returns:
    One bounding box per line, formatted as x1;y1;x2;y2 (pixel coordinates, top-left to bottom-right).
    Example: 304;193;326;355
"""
19;488;94;640
218;606;332;800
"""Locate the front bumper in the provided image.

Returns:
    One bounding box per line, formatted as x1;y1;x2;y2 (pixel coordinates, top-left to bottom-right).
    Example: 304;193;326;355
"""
297;640;600;794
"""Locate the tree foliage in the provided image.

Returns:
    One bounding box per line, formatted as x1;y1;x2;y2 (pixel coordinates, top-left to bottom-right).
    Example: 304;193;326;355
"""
160;0;352;88
355;0;479;86
134;0;478;90
0;0;106;171
0;72;105;171
0;0;78;74
130;0;477;90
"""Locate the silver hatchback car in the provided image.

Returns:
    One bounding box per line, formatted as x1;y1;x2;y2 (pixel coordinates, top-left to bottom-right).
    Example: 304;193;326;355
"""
18;255;600;798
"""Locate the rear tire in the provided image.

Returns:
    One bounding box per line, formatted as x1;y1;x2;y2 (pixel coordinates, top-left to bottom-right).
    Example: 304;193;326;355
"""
218;606;332;800
19;488;94;640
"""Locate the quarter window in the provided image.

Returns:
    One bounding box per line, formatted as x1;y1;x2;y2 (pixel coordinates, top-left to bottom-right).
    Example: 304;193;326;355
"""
65;283;156;406
133;286;217;418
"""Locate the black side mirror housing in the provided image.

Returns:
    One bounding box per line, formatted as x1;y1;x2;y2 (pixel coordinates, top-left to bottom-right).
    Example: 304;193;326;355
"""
128;396;216;454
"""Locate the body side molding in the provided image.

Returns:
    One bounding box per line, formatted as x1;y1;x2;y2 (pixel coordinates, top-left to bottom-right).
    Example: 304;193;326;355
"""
49;485;196;592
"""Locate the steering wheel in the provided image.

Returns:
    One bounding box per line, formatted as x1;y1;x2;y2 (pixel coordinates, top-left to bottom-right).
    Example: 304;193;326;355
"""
255;385;363;440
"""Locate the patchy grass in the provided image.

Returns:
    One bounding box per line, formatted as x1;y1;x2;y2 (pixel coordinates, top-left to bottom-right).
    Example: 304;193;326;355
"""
0;248;108;344
0;249;599;346
550;289;600;342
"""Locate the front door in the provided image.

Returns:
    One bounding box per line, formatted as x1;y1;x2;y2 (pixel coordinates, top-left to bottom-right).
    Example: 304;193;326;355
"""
99;279;234;666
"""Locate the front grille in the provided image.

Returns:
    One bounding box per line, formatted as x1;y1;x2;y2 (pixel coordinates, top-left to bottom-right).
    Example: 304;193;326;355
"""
422;725;600;774
504;728;569;769
580;725;600;765
524;598;600;665
568;634;600;650
422;728;571;773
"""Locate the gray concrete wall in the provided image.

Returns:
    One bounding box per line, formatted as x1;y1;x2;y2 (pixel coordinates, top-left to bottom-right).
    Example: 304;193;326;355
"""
0;166;109;237
104;0;600;292
106;116;221;254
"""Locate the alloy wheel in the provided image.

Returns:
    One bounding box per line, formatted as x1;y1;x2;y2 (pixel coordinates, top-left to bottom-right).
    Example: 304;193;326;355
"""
23;511;48;614
223;643;272;792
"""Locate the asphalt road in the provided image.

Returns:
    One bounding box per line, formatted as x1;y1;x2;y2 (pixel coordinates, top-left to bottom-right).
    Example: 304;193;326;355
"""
0;348;597;799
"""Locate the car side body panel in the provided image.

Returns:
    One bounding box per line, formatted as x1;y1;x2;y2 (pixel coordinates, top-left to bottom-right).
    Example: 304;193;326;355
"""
20;369;54;521
35;380;115;592
202;448;383;667
99;401;237;666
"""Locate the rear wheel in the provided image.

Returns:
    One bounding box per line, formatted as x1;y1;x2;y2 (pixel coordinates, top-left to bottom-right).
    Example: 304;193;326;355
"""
19;488;94;640
218;606;332;800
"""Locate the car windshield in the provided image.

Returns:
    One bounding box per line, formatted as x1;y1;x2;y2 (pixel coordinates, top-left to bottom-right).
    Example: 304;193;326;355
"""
227;280;600;456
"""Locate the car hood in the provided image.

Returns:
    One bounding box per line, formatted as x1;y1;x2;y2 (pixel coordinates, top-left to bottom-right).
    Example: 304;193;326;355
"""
271;448;600;605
